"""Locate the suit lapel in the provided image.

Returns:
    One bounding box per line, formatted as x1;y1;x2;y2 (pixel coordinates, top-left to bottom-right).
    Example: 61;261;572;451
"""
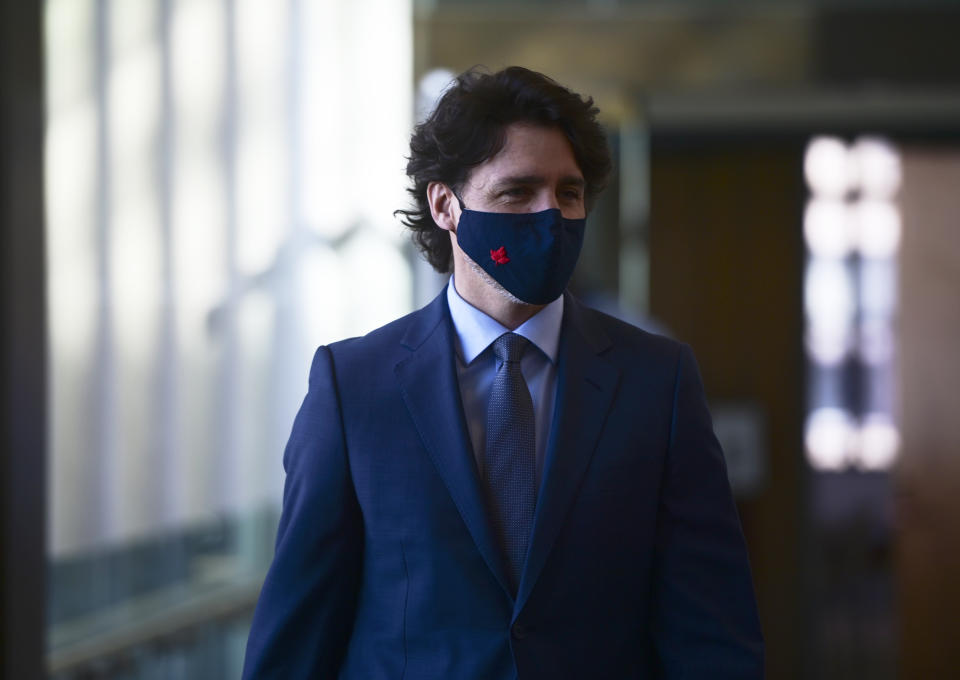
515;294;621;615
394;290;513;599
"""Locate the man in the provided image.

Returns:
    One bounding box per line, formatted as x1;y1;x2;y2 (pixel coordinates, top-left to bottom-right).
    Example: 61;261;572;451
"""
243;66;763;679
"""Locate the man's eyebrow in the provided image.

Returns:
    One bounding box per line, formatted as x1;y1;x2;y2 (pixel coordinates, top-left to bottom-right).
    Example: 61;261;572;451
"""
490;174;586;189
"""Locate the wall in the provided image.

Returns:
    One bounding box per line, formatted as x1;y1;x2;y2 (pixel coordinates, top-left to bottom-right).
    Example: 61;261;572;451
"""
649;137;806;680
896;147;960;678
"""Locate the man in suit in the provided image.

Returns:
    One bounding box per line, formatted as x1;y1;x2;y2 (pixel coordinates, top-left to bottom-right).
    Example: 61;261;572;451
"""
243;66;763;679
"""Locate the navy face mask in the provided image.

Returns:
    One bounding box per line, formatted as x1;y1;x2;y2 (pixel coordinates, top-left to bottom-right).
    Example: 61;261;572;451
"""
455;205;586;305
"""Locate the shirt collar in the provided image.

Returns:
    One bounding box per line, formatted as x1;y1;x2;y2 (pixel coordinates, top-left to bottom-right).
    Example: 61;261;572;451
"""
446;277;564;365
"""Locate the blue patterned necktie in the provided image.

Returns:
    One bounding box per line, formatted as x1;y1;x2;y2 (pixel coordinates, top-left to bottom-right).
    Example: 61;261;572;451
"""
485;332;536;595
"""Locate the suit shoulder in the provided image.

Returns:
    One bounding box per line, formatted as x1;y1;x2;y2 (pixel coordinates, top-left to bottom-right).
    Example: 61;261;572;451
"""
323;295;444;372
578;302;683;363
324;312;410;368
327;309;411;350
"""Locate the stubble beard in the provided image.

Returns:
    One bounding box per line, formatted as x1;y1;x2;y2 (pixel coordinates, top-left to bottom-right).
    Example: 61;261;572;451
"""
465;257;535;308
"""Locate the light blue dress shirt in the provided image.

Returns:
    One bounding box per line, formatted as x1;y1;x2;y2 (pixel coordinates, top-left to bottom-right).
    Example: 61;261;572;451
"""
446;278;563;486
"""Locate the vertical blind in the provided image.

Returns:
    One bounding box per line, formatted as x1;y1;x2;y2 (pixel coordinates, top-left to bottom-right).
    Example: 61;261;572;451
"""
45;0;413;558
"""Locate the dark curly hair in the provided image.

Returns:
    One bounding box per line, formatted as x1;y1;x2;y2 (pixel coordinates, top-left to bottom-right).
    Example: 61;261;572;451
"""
396;66;612;273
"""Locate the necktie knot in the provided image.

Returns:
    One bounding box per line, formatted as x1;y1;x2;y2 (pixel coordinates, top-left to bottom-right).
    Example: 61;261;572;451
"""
492;332;529;364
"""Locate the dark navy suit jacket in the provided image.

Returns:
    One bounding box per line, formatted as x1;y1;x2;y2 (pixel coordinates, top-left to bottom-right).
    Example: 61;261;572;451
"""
242;289;764;679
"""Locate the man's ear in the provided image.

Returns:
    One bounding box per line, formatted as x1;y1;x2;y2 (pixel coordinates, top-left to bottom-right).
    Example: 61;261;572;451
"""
426;182;460;233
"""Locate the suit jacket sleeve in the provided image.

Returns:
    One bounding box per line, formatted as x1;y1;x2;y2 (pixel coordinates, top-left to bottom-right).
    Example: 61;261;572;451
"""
242;345;363;679
649;344;764;679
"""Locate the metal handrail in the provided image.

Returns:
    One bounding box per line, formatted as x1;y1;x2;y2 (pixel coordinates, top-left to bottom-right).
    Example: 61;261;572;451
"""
48;570;266;675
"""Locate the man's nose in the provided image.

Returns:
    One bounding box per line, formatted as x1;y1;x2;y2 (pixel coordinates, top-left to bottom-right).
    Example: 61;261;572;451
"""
532;190;561;213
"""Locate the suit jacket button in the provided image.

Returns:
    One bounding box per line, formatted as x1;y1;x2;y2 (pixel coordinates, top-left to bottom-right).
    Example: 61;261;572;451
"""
511;623;529;639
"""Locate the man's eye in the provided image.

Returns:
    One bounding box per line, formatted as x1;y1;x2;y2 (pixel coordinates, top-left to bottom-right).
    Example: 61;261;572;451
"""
561;189;583;201
503;187;530;197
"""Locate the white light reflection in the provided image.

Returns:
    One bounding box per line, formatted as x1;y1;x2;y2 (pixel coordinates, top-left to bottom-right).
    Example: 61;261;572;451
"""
852;136;902;200
856;415;901;470
236;0;287;275
237;134;286;274
45;0;100;558
43;0;415;555
804;259;855;326
110;35;162;361
44;0;95;115
339;0;412;241
171;0;224;133
299;245;347;350
858;319;895;365
804;259;855;365
341;230;413;335
300;0;350;237
803;134;902;473
804;136;853;199
169;0;227;526
236;290;277;509
300;0;412;242
859;258;897;317
173;162;227;316
804;198;852;258
45;102;98;307
854;199;901;259
806;407;856;471
805;329;851;367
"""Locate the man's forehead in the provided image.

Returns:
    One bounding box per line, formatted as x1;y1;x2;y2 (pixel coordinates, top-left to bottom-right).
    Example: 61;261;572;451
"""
466;124;584;186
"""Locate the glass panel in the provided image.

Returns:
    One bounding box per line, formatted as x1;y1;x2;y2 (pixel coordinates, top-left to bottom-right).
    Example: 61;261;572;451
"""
44;0;413;676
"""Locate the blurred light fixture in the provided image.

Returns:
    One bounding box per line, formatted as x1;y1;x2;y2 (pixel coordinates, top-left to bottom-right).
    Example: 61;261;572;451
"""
855;416;901;471
859;259;897;317
858;319;895;365
804;136;853;199
804;259;855;324
854;199;902;259
804;198;852;259
852;136;902;200
804;259;855;365
805;328;852;367
805;407;855;471
803;135;901;472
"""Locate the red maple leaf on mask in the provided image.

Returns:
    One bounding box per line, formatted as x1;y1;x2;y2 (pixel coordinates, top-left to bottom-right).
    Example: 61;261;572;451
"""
490;246;510;265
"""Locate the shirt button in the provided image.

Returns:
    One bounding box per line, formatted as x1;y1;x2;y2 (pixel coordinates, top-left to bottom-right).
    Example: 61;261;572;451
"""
511;623;529;639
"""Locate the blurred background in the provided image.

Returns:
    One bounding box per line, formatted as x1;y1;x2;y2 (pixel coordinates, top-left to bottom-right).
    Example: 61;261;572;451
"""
3;0;960;678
